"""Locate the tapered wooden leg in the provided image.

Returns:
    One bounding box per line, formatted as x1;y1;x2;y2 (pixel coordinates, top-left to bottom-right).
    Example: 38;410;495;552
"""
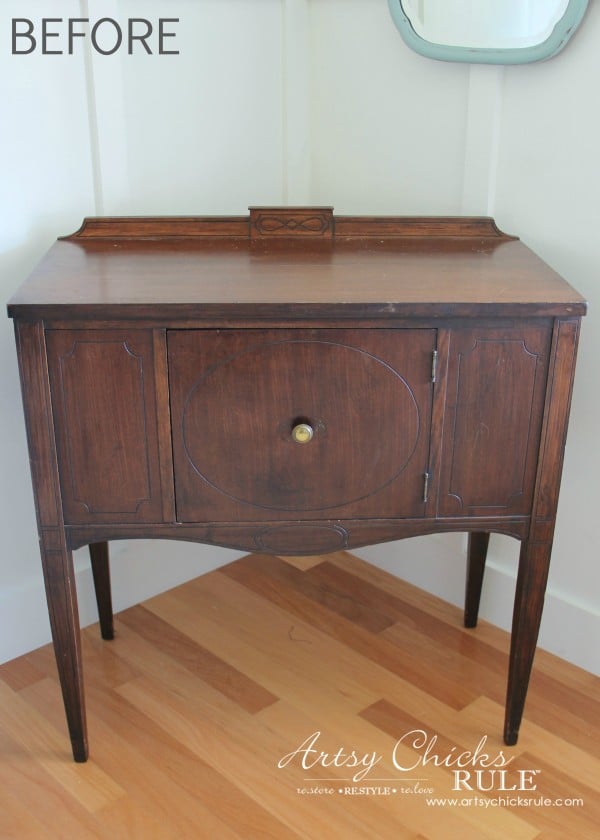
41;545;88;762
89;541;114;641
464;532;490;628
504;539;551;746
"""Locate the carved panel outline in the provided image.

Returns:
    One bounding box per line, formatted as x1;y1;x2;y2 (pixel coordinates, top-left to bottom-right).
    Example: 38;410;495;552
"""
57;338;153;514
446;337;542;512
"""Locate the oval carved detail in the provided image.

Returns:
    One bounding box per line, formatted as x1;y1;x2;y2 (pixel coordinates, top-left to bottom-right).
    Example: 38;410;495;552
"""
181;339;421;512
255;524;349;554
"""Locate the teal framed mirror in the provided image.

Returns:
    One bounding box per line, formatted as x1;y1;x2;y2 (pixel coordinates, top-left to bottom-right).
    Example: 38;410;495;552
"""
388;0;589;64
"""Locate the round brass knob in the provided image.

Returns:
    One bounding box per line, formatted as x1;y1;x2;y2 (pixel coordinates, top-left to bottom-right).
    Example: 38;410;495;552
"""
291;422;314;444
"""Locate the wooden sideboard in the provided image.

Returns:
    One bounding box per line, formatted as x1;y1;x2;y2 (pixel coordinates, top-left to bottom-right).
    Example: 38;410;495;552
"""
7;208;586;762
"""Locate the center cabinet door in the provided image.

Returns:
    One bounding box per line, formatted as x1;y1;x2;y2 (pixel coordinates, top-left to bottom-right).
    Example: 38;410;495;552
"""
168;329;436;522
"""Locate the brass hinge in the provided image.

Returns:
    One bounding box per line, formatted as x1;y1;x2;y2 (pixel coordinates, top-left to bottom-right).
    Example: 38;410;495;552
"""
431;349;438;383
423;472;430;504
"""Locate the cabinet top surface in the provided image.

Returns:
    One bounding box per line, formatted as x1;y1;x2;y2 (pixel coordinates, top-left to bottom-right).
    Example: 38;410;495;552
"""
7;213;587;320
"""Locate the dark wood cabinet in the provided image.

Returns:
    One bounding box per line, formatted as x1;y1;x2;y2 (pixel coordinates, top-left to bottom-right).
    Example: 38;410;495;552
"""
7;208;586;762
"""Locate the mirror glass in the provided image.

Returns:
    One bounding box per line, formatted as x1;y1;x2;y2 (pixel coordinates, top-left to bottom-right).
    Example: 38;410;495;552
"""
401;0;568;50
388;0;589;63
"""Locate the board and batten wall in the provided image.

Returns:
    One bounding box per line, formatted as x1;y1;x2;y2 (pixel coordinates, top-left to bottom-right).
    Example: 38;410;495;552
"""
0;0;598;672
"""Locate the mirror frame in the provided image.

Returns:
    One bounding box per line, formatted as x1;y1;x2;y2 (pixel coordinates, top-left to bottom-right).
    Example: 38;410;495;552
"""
387;0;589;64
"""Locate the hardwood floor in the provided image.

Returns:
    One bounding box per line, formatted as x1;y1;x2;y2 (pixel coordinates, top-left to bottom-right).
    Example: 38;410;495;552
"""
0;551;598;839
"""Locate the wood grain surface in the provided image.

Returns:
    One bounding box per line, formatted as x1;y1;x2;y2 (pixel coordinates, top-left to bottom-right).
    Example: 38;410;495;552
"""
0;551;597;839
7;214;586;320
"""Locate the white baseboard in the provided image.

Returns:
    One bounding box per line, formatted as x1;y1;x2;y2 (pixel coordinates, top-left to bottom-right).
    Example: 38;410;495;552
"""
354;535;600;676
0;541;241;665
2;538;598;677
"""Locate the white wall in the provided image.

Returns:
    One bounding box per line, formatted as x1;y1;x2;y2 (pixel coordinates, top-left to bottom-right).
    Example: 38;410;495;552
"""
1;0;598;673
